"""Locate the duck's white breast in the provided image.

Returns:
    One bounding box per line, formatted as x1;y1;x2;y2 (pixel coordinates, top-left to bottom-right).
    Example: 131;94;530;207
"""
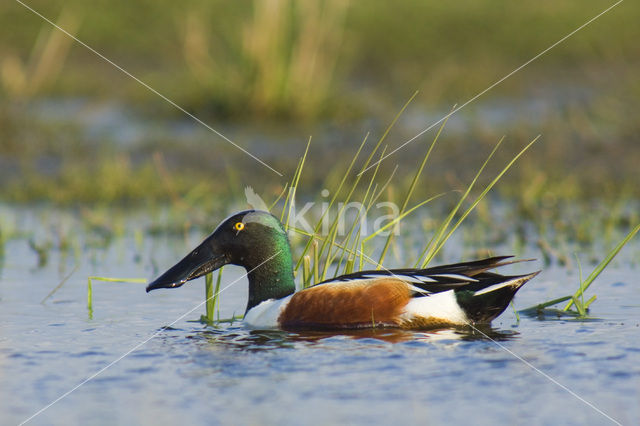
243;295;293;329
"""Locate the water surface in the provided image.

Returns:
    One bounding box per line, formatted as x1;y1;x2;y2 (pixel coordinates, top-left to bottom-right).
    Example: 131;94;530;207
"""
1;208;638;425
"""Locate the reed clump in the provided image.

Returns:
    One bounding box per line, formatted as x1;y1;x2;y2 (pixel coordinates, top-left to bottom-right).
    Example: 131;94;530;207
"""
180;0;348;119
1;8;79;99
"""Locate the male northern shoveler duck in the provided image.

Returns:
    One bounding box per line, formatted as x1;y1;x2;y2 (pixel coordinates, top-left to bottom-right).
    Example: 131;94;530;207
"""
146;210;538;330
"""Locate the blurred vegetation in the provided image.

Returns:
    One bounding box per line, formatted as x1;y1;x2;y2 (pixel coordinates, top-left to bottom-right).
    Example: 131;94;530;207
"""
0;0;638;205
2;1;639;115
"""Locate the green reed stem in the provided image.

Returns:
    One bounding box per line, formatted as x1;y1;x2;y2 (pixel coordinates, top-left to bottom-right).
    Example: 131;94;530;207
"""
205;272;214;322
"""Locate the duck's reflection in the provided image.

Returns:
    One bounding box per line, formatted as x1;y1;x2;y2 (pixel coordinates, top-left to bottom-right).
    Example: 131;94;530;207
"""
189;324;519;350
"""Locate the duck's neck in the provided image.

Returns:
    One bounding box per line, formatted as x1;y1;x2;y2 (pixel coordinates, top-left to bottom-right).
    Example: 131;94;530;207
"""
244;244;295;313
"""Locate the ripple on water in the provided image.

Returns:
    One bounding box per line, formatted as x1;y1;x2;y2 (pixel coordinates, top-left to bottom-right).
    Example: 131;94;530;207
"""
71;350;110;358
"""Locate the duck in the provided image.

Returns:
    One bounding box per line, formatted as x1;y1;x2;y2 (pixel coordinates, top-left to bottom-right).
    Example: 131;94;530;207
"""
146;210;538;330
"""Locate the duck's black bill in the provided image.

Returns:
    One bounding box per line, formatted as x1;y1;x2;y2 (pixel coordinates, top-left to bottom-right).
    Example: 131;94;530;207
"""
146;240;227;292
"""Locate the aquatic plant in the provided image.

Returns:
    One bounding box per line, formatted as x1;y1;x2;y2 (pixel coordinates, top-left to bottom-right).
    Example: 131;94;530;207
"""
201;269;223;324
520;222;640;318
28;238;52;268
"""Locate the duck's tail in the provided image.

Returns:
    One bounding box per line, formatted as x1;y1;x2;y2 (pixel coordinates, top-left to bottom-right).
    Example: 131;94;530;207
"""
454;271;539;324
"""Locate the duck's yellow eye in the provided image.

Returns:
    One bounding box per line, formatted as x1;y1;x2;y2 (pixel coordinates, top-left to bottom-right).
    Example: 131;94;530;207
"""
234;222;245;231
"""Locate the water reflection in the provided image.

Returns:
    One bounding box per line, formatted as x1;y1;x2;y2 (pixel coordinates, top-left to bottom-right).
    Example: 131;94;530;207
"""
519;307;603;322
187;324;519;351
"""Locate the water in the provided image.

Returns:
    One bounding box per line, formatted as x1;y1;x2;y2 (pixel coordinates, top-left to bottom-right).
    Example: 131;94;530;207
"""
1;208;638;425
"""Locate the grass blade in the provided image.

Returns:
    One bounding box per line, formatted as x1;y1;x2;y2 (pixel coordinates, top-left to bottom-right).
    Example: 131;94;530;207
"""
421;135;540;267
284;136;312;229
377;104;453;266
519;295;573;314
563;222;640;311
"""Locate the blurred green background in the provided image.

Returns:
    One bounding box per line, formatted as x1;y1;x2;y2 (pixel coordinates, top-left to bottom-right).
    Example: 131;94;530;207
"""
1;0;638;205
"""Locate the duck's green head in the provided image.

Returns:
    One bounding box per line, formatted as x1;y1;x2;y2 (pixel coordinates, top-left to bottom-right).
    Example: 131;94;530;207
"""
146;210;295;311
